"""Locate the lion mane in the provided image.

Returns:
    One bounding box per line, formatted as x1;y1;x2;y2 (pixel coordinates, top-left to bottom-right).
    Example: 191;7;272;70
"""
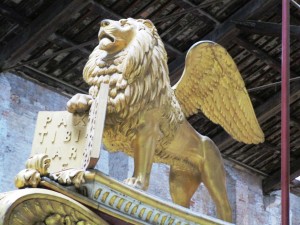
82;18;184;156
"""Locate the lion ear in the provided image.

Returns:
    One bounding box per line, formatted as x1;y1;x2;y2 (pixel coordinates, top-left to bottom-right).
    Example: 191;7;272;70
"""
143;19;154;29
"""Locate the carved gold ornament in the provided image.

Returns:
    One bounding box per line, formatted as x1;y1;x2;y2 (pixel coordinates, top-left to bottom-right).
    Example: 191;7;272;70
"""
41;171;234;225
15;154;50;188
0;189;108;225
67;18;264;223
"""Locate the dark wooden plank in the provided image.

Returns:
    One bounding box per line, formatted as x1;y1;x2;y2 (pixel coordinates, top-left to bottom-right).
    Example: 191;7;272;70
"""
169;0;275;85
172;0;220;25
159;9;188;39
233;20;300;39
263;157;300;194
291;0;300;9
0;0;90;68
143;0;173;20
22;65;86;94
234;36;298;77
1;39;96;72
49;33;90;56
94;1;183;55
0;2;30;25
93;1;122;21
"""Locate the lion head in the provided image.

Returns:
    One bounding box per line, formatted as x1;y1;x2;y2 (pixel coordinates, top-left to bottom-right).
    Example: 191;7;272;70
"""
97;19;136;53
83;18;171;122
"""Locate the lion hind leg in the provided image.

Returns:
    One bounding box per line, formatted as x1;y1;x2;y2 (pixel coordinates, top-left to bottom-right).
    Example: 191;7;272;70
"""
169;166;201;208
201;139;232;222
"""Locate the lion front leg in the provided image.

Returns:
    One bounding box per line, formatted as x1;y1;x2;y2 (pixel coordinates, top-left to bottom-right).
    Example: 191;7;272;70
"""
124;111;161;191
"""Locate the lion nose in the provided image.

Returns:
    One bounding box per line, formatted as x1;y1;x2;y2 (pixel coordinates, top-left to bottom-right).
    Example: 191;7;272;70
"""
100;19;111;27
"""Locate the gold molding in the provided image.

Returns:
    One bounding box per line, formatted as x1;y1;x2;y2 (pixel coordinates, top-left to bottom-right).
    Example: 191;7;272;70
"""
0;188;109;225
40;170;234;225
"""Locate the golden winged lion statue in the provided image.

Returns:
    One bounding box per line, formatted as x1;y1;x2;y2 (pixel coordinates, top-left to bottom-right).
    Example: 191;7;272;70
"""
67;18;264;222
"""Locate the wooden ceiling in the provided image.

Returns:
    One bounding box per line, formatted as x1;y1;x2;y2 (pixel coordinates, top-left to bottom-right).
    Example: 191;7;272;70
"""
0;0;300;195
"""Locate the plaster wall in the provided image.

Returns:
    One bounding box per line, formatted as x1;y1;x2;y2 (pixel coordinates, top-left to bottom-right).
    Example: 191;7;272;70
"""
0;73;300;224
0;73;69;192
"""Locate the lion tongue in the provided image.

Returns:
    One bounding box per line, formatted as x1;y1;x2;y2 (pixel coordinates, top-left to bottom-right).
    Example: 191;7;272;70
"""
99;37;112;48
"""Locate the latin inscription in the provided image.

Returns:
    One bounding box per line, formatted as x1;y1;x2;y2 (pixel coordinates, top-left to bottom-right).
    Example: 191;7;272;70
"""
30;83;109;173
31;112;89;173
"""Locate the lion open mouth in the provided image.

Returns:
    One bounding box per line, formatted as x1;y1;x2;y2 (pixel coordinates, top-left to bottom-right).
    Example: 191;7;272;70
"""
99;31;115;49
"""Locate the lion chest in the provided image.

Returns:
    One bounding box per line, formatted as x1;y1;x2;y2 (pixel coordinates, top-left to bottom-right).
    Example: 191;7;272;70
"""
101;112;144;157
101;104;183;160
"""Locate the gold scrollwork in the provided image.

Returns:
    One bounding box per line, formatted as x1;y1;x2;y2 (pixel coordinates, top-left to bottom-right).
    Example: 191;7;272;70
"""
0;189;108;225
15;154;50;188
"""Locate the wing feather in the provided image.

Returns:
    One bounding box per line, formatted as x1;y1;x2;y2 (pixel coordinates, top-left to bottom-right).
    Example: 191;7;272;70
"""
173;41;264;144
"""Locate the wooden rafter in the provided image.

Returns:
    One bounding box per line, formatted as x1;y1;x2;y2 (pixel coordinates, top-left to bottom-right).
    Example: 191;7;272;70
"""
93;1;183;55
233;20;300;39
234;36;298;77
0;0;90;68
49;33;91;56
22;65;86;94
172;0;220;25
263;157;300;194
0;2;30;26
169;0;275;84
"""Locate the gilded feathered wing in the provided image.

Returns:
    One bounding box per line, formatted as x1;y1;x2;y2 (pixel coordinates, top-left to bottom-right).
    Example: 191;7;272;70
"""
173;41;264;144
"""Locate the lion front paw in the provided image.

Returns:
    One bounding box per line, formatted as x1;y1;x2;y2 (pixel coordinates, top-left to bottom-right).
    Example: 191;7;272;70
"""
50;169;85;188
67;94;93;113
15;169;41;188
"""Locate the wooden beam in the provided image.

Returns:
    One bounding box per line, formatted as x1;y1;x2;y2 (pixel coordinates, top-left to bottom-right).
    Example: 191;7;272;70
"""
93;1;122;21
170;0;220;25
291;117;300;131
1;39;96;72
154;2;218;39
49;33;91;56
291;0;300;9
248;76;300;92
213;82;300;151
234;36;298;77
222;154;268;176
0;3;30;26
0;0;90;68
169;0;275;84
263;157;300;194
233;20;300;39
93;1;183;55
22;65;87;94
